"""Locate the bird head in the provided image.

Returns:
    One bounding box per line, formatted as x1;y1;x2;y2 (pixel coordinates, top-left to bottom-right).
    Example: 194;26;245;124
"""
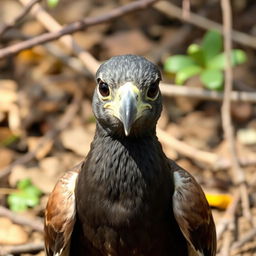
93;55;162;137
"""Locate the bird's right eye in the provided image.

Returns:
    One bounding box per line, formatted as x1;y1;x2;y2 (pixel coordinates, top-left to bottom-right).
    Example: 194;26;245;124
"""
98;80;110;97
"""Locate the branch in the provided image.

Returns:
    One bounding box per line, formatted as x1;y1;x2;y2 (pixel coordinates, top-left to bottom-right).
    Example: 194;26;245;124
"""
160;84;256;103
0;242;44;255
19;0;99;75
221;0;251;224
216;191;240;240
0;206;43;232
0;0;41;37
0;0;159;60
154;1;256;49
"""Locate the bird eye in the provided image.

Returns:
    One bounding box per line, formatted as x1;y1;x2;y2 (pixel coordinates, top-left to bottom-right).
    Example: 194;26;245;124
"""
98;79;110;97
147;79;160;99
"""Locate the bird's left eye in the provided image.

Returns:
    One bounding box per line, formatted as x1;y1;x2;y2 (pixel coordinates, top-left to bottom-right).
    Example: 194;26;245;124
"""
147;79;160;99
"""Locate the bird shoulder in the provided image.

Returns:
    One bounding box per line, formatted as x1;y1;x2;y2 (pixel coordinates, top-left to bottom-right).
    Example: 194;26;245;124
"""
44;163;81;256
170;161;216;256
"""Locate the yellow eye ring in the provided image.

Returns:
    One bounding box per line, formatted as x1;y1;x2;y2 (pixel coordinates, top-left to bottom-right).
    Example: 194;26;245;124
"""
146;79;160;101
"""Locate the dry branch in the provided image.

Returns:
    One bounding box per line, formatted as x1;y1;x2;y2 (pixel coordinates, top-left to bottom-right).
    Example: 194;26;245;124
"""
0;206;43;232
220;0;251;225
0;242;44;255
154;1;256;48
19;0;99;75
0;0;159;60
160;84;256;103
0;0;41;37
216;191;240;240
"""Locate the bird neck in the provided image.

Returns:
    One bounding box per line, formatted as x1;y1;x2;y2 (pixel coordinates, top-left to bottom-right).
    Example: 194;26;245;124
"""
81;122;169;204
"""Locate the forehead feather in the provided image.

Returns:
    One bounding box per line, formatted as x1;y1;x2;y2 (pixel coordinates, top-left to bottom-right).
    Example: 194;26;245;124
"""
96;55;161;87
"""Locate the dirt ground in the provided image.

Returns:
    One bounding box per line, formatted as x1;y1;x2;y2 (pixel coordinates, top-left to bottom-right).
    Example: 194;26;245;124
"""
0;0;256;255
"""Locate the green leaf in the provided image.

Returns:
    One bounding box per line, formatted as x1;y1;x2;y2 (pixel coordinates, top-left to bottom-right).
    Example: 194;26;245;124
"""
47;0;60;8
7;179;42;212
7;194;28;212
207;49;247;70
200;69;224;90
164;55;195;73
187;44;205;66
202;30;222;63
175;65;202;85
17;178;32;190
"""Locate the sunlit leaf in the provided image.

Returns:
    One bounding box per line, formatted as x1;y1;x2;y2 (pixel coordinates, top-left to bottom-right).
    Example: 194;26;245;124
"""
187;44;205;66
164;55;195;73
47;0;60;8
200;69;224;90
202;30;222;63
175;65;202;85
7;179;42;212
207;49;247;70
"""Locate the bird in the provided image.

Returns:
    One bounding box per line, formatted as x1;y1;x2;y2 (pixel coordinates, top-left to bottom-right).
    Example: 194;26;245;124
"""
44;54;216;256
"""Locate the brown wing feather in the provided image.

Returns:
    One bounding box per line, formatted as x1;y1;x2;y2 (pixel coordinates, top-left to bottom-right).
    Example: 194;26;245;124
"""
170;161;216;256
44;163;81;256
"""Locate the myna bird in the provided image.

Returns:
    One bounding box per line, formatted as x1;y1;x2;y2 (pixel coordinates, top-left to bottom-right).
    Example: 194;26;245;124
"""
44;55;216;256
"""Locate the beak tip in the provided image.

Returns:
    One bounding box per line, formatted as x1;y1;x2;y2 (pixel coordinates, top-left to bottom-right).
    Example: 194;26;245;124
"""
124;127;130;136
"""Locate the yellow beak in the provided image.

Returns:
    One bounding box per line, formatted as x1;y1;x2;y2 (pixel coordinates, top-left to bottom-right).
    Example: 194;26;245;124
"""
104;82;151;136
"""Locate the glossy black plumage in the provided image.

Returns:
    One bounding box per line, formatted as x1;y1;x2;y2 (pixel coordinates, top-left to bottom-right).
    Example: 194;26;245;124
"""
44;55;216;256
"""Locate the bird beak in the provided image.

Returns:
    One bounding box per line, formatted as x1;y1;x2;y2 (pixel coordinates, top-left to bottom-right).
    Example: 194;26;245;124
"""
104;82;151;136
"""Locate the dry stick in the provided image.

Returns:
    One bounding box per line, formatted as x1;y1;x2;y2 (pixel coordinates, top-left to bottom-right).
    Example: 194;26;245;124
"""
0;0;41;37
221;227;233;256
154;1;256;48
221;0;251;224
0;0;159;60
19;0;99;75
160;84;256;103
231;228;256;251
182;0;191;20
0;242;44;255
0;205;43;232
157;128;256;170
0;92;81;179
156;128;228;169
231;240;256;256
216;191;240;240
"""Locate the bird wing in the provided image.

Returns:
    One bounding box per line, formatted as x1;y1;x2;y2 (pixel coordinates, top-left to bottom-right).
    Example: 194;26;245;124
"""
170;161;216;256
44;163;81;256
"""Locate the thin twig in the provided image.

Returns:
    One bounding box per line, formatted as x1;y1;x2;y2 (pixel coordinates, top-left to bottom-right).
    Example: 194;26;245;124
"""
182;0;190;20
221;0;251;223
160;84;256;103
231;228;256;250
0;242;44;255
0;206;43;232
0;92;81;179
157;128;256;170
0;0;159;60
19;0;99;75
154;1;256;48
157;128;227;169
217;191;240;240
0;0;41;37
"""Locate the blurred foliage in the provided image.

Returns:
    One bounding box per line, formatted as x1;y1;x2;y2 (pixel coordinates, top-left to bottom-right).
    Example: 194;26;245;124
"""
47;0;60;8
7;179;42;212
164;30;247;90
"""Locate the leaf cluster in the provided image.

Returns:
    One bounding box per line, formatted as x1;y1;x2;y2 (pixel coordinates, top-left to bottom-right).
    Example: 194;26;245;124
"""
164;30;247;90
7;179;42;212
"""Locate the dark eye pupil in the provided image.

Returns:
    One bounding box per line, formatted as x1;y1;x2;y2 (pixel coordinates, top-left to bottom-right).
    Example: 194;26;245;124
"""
99;81;110;97
147;80;159;98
